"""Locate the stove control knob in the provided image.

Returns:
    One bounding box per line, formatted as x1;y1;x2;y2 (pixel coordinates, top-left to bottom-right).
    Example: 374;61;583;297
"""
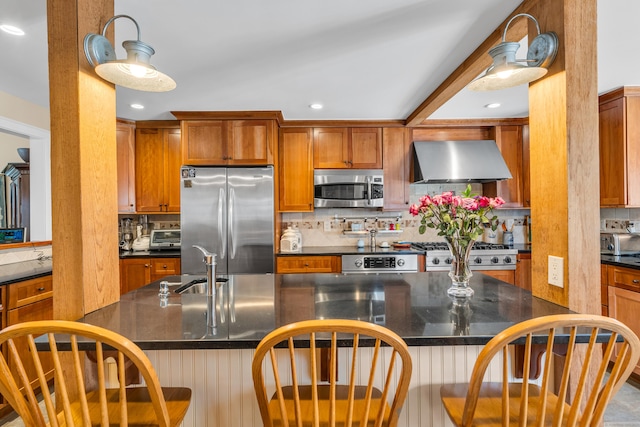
432;258;440;265
444;257;452;265
607;243;614;251
491;256;499;264
474;257;483;264
355;259;363;268
397;259;405;267
503;256;513;264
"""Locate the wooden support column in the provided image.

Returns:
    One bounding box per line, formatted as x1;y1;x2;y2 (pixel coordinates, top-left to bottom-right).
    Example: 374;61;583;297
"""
48;0;119;320
529;0;599;314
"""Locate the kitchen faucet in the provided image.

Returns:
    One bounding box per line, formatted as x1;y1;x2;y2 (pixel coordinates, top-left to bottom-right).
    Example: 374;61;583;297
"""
193;245;217;296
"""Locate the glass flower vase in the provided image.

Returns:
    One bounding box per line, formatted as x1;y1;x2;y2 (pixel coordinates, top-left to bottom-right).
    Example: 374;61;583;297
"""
445;237;476;297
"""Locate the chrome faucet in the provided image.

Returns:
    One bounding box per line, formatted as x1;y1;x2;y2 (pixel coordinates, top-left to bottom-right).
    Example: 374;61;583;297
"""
193;245;216;296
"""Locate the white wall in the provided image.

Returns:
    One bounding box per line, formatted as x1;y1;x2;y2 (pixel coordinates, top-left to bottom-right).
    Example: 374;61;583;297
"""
0;90;51;241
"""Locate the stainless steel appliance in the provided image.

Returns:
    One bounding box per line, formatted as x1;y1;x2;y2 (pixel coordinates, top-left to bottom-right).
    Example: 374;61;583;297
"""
149;229;181;250
411;242;518;271
314;169;383;208
600;232;640;255
411;140;512;183
180;166;274;275
341;253;418;274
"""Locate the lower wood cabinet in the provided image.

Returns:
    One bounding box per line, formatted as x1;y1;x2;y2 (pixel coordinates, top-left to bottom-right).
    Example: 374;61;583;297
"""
1;275;54;415
515;253;532;291
120;257;181;295
604;263;640;375
608;285;640;376
276;255;341;274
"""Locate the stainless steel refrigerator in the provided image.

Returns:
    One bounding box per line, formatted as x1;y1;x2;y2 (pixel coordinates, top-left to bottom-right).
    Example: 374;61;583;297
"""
180;166;274;275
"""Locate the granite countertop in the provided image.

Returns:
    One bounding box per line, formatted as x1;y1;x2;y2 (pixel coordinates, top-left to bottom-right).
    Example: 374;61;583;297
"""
78;272;573;350
0;259;53;285
279;245;423;256
281;244;531;256
119;249;181;258
601;254;640;270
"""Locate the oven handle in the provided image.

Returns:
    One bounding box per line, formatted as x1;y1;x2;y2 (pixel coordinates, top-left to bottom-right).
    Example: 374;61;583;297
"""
366;176;372;206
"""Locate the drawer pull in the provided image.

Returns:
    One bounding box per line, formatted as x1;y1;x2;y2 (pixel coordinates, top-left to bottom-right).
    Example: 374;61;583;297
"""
633;279;640;284
37;287;45;291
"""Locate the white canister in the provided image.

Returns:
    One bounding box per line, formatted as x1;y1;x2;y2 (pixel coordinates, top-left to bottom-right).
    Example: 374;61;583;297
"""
292;226;303;249
280;227;300;253
483;227;498;244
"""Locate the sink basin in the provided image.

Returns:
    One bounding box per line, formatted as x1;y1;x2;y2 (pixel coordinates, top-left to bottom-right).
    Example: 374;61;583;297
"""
175;278;228;294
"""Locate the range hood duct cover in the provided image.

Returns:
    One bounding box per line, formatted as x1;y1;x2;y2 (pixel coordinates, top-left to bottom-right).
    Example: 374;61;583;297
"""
412;140;512;183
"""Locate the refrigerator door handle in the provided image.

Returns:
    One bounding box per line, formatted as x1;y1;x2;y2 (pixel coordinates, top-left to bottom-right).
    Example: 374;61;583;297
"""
229;187;236;259
218;188;227;260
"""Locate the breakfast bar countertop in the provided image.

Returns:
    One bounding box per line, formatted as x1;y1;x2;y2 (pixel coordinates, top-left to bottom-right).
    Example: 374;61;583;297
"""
78;272;573;350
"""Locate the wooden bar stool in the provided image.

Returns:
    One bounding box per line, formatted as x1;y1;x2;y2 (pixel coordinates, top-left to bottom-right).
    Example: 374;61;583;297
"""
440;314;640;427
0;320;191;426
252;319;412;427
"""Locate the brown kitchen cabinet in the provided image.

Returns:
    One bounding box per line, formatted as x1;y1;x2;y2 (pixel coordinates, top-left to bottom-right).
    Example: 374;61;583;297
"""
313;127;382;169
278;128;314;212
276;255;341;274
382;128;411;210
601;264;609;316
116;119;136;213
605;263;640;375
599;87;640;207
119;257;181;295
181;119;275;166
135;124;181;213
478;270;515;285
515;253;532;291
485;125;529;208
4;275;54;404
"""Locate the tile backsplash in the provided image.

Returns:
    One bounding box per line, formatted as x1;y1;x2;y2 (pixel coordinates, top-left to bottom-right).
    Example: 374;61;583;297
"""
283;183;532;248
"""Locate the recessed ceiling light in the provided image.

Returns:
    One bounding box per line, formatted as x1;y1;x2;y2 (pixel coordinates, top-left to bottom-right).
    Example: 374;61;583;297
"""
484;103;501;109
309;103;323;110
0;24;25;36
130;103;144;109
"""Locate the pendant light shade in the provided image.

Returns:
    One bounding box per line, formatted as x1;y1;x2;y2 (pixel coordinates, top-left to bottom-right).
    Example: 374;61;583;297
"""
468;13;558;91
84;15;176;92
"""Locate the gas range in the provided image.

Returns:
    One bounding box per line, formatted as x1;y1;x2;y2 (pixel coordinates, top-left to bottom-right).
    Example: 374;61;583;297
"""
411;242;518;271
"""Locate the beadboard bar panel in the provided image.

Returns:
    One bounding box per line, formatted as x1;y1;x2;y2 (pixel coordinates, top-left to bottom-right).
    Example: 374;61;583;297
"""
145;345;504;427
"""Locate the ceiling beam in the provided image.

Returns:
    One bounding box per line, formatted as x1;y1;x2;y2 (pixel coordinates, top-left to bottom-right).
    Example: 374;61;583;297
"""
405;0;539;126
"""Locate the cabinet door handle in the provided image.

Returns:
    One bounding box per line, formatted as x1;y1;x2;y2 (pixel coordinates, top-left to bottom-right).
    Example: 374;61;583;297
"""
633;279;639;284
145;264;150;268
162;264;167;269
37;287;45;291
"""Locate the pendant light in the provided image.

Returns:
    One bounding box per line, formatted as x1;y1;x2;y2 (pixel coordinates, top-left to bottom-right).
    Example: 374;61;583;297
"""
468;13;558;91
84;15;176;92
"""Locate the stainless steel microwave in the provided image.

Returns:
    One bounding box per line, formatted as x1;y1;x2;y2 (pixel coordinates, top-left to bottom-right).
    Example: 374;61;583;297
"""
314;169;384;208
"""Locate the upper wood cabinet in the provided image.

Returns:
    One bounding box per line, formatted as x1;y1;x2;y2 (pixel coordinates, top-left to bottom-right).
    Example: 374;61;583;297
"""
278;128;314;212
382;128;410;210
313;127;382;169
599;87;640;207
135;126;181;213
116;119;136;213
485;125;529;208
181;119;275;166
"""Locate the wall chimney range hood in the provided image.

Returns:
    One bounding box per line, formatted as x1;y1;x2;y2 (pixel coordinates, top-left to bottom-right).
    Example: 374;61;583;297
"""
411;140;512;183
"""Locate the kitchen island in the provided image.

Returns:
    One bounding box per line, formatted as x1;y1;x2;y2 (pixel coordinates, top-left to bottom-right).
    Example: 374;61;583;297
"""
78;272;573;427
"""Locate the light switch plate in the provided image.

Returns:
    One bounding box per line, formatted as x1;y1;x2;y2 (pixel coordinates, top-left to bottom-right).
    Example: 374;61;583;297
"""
548;255;563;288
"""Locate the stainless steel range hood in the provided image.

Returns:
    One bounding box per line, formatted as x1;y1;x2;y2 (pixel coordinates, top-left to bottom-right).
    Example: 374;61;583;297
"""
411;140;512;183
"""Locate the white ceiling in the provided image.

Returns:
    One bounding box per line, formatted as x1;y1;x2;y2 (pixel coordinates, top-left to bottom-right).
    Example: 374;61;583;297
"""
1;0;639;122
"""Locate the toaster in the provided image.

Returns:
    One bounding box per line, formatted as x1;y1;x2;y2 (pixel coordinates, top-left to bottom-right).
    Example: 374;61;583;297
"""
600;232;640;255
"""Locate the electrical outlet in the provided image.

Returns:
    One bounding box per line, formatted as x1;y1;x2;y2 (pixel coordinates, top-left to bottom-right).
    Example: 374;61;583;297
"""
548;255;563;288
323;221;331;232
